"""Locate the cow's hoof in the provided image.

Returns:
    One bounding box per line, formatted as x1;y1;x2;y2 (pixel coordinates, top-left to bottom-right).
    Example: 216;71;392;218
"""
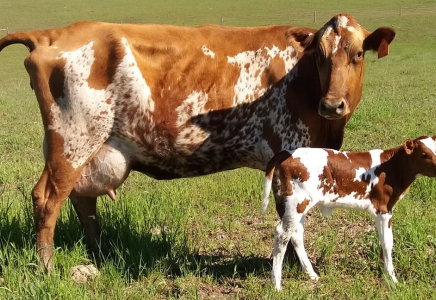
71;264;100;285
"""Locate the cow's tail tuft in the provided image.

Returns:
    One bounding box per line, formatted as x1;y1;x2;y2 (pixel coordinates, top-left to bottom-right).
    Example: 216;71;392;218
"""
262;150;293;214
0;31;47;52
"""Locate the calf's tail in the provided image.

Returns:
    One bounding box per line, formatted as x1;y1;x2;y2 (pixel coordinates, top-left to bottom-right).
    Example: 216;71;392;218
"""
262;151;293;214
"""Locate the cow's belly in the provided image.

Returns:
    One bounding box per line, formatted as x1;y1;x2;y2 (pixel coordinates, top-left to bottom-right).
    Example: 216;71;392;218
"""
71;137;132;198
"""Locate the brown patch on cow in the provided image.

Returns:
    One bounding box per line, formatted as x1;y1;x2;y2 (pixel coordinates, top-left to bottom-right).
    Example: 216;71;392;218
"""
260;55;286;90
88;37;124;90
262;120;282;154
388;218;392;228
49;63;66;101
297;199;310;213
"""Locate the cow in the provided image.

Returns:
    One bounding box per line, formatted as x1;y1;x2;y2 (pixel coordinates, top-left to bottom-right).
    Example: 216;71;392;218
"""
0;14;395;270
262;136;436;290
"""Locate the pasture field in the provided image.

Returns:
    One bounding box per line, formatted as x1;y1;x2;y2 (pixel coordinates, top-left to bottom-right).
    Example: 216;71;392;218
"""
1;0;436;298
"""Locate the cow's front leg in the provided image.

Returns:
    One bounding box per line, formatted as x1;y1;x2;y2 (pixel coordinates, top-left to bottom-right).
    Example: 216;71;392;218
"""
272;175;298;262
32;164;82;271
69;195;106;258
375;212;397;283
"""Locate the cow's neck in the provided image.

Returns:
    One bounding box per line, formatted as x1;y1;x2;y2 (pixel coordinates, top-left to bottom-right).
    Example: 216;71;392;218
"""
216;68;346;171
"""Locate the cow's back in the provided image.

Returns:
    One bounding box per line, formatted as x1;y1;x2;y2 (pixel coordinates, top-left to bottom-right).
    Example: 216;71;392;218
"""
17;22;302;178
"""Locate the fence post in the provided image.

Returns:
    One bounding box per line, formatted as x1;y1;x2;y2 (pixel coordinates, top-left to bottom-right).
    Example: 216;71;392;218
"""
314;11;317;23
399;5;402;16
221;16;224;26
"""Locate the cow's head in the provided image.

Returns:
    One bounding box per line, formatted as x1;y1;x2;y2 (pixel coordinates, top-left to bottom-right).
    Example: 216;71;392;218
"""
287;14;395;120
404;136;436;177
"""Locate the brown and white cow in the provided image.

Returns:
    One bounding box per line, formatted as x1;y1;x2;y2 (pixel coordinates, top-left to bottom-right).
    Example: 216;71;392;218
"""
0;14;395;269
263;136;436;290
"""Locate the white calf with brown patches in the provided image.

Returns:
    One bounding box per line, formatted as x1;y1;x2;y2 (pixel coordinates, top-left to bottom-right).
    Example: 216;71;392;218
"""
0;14;395;270
263;136;436;290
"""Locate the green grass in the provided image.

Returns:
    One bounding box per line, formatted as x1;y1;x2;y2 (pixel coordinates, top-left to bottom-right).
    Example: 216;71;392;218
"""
1;0;436;299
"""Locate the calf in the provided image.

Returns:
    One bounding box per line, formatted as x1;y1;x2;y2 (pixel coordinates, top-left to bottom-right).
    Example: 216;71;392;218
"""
262;136;436;290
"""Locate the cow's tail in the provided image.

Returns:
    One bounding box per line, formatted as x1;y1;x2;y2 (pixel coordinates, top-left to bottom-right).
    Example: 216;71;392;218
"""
0;30;49;52
262;150;293;214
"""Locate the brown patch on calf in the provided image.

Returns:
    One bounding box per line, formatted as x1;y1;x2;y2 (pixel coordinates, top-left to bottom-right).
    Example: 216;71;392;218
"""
369;172;391;214
278;157;310;196
319;150;373;199
388;218;392;228
296;199;310;213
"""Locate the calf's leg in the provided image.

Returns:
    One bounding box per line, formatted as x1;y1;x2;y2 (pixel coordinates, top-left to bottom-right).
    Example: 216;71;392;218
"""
374;212;397;283
272;176;298;261
271;200;318;291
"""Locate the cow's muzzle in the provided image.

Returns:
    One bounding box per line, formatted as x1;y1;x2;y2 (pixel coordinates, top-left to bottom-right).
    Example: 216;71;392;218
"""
318;98;349;119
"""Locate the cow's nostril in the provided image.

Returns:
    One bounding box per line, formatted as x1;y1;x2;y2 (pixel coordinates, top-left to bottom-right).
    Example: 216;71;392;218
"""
338;101;345;109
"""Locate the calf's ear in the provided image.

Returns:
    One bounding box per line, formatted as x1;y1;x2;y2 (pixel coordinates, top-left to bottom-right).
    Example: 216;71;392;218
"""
404;139;415;155
363;27;396;59
286;27;317;53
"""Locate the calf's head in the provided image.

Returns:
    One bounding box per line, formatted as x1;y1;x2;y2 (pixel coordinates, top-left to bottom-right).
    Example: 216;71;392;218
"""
404;136;436;177
287;14;395;120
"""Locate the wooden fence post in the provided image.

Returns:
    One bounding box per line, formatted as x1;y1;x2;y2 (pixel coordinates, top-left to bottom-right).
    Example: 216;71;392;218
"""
221;16;224;26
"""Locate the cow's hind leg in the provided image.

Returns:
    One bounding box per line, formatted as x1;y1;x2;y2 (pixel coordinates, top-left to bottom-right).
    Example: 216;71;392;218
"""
32;164;82;271
69;195;106;259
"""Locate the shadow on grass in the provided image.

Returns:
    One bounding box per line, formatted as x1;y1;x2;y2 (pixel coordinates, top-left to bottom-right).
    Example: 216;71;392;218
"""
0;199;299;282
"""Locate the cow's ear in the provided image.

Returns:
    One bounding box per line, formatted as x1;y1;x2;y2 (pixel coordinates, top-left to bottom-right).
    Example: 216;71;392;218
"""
404;139;415;155
363;27;396;59
286;28;316;52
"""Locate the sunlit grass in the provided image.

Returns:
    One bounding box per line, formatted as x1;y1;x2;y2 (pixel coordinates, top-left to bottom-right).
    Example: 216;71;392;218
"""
1;0;436;298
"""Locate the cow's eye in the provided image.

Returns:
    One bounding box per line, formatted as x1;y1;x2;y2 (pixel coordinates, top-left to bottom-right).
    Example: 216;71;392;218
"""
353;51;364;62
